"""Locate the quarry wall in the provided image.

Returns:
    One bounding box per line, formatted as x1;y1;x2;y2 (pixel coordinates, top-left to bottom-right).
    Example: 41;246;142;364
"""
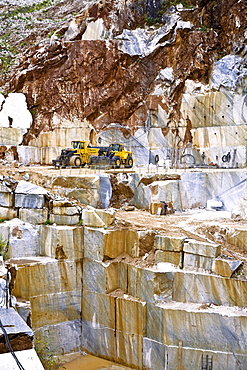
0;176;246;369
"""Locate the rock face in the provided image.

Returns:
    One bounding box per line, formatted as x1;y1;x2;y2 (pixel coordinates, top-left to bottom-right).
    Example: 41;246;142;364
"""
3;196;247;369
0;0;245;167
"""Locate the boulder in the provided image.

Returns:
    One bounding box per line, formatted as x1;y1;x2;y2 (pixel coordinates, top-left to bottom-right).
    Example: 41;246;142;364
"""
125;263;174;303
213;259;243;278
183;239;221;258
4;218;41;258
0;184;13;207
11;258;82;298
173;271;247;308
82;208;115;228
154;235;185;252
49;214;80;225
0;307;33;353
0;206;17;220
19;208;48;224
183;253;213;272
15;181;47;209
35;320;82;355
83;259;120;294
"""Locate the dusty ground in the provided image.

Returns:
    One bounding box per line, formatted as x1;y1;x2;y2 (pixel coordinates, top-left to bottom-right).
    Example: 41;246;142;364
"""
115;209;247;277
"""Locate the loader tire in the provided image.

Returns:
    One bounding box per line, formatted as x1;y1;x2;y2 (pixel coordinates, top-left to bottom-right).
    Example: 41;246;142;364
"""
69;155;82;167
113;157;121;168
125;156;133;168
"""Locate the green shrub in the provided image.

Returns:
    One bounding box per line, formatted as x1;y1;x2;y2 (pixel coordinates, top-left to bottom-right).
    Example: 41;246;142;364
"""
43;219;53;225
35;335;60;370
0;236;9;260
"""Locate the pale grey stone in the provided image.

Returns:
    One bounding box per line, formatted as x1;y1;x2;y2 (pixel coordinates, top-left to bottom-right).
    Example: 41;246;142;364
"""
183;253;213;271
116;14;192;57
15;300;31;326
116;330;143;369
49;214;80;225
143;338;168;370
154;235;185;252
165;344;247;370
15;181;47;209
127;264;174;303
155;250;183;267
82;208;115;228
15;180;47;195
40;224;84;260
0;184;13;207
180;172;207;209
84;227;125;261
13;259;83;298
0;206;17;220
129;174;151;209
183;239;221;258
52;206;79;216
22;174;30;181
82;290;115;329
19;208;48;224
84;227;107;261
17;146;41;165
173;271;247;308
35;320;82;355
0;349;44;370
30;290;82;329
148;301;247;354
143;337;247;370
211;55;247;91
81;321;116;361
15;193;45;209
99;175;112;209
83;259;119;294
5;218;41;258
0;306;33;340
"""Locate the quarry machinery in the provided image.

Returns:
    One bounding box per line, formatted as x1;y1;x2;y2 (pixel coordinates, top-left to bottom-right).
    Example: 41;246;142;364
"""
52;141;133;169
89;143;133;168
52;141;99;168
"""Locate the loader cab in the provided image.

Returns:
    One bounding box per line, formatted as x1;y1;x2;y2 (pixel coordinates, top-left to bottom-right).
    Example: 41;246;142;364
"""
109;143;123;152
72;141;85;150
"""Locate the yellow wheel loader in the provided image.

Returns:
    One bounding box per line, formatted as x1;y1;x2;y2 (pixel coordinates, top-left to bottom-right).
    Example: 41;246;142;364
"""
89;143;133;168
52;141;99;168
52;141;133;169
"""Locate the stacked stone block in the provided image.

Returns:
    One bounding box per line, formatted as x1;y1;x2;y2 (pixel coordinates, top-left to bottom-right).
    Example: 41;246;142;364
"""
80;225;247;369
11;258;83;352
0;183;17;220
1;178;247;369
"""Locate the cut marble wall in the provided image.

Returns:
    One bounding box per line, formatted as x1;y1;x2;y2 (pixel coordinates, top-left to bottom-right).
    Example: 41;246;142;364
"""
146;301;247;354
143;338;247;370
173;271;247;307
12;259;83;298
53;174;112;209
30;290;82;329
35;320;82;354
40;225;84;260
